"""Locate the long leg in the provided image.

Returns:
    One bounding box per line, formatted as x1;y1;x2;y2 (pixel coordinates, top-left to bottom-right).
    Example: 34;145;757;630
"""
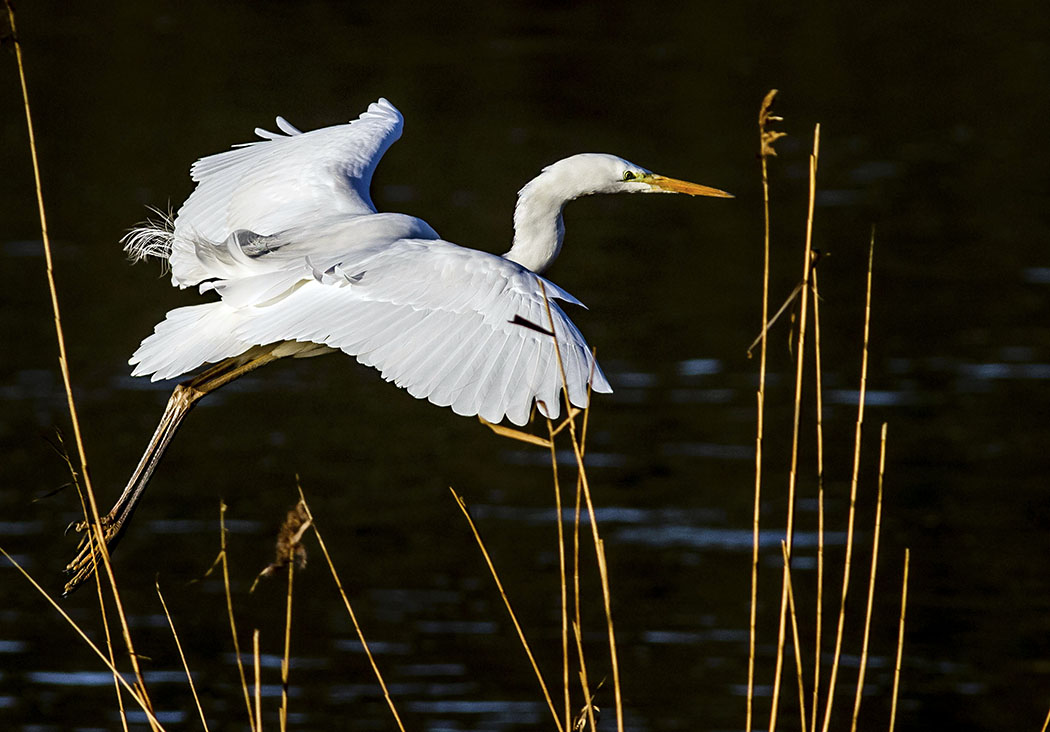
63;346;283;595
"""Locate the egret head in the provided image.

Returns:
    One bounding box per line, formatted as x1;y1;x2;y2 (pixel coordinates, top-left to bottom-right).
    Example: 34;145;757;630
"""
508;152;731;272
539;153;733;200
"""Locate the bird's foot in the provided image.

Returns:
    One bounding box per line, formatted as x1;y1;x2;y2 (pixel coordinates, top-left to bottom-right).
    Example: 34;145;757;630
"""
63;515;119;596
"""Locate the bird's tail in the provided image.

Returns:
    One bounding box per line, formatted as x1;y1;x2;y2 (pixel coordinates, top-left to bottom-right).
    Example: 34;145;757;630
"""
121;206;175;266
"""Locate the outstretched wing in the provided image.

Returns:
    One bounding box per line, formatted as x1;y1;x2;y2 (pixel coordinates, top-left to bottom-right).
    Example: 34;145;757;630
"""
132;237;611;426
168;98;404;287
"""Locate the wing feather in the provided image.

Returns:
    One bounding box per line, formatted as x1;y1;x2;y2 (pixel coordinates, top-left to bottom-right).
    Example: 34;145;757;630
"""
169;99;404;287
447;326;506;417
133;235;611;423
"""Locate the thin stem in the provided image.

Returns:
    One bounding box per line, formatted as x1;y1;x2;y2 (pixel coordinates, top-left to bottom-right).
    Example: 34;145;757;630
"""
297;488;407;732
253;630;263;732
156;580;210;732
280;541;296;732
851;423;887;731
0;547;165;730
811;266;826;732
889;550;910;732
572;622;599;732
540;283;623;732
220;503;256;730
821;230;876;732
451;489;565;732
4;4;154;717
781;542;809;732
75;475;129;732
547;419;572;732
573;363;592;678
770;122;820;732
749;86;780;732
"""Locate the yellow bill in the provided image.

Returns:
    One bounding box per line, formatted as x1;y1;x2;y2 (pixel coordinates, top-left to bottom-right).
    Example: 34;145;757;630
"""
647;174;733;198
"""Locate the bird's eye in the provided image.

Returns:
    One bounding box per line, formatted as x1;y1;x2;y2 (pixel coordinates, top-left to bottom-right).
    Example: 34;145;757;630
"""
622;171;636;181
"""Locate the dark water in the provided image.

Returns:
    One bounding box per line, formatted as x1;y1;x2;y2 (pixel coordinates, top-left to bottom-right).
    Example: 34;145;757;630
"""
2;3;1049;731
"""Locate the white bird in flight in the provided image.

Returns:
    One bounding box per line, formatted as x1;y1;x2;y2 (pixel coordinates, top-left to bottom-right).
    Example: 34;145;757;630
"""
64;98;730;593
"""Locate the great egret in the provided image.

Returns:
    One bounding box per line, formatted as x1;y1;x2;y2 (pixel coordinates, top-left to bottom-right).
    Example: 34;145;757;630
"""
64;98;730;594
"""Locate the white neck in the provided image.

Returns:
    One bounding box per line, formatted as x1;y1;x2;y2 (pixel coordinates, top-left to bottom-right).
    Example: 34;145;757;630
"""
501;153;648;273
503;173;569;273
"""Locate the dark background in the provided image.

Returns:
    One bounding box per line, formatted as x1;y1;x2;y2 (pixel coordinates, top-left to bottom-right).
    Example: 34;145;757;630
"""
2;2;1049;731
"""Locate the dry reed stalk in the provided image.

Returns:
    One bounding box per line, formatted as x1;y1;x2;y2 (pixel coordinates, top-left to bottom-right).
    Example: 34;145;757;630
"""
479;417;554;448
820;231;876;732
571;363;594;683
1042;708;1050;732
810;265;826;732
451;488;565;732
156;580;211;732
769;122;821;732
280;539;296;732
86;525;155;728
780;542;809;732
539;284;624;732
76;477;131;731
571;374;595;719
567;446;598;732
546;419;572;732
296;490;407;732
55;441;130;729
850;423;887;731
220;503;257;730
572;622;599;732
253;630;263;732
889;549;910;732
106;599;131;731
573;453;585;699
51;440;128;730
0;547;166;730
4;5;156;721
750;87;783;732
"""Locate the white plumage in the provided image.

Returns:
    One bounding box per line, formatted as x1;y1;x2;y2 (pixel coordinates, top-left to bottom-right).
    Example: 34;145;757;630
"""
64;97;731;594
124;98;732;424
128;98;618;423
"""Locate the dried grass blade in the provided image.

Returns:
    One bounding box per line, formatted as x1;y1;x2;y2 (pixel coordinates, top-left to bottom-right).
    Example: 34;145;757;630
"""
749;87;782;732
811;266;827;732
820;230;876;732
889;549;910;732
0;547;166;730
253;630;262;732
547;418;572;732
540;283;623;732
478;417;552;448
296;489;407;732
220;503;256;730
572;622;599;732
280;539;296;732
851;423;887;731
156;579;210;732
747;282;803;357
770;122;820;732
781;542;809;732
451;488;565;732
5;2;153;716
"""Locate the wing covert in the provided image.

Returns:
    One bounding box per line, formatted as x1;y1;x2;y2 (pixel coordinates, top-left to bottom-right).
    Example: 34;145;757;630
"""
223;238;611;424
169;98;404;287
